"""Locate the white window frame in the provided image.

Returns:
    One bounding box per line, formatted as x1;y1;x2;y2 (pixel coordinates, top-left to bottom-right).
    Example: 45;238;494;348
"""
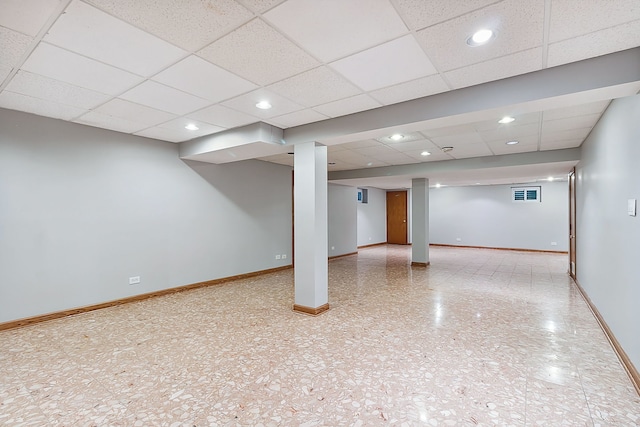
512;186;541;203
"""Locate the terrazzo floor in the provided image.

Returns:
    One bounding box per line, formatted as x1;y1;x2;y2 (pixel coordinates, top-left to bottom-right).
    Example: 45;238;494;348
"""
1;245;639;426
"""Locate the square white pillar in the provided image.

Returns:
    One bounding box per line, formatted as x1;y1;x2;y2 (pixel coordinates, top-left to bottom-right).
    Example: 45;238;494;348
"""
411;178;430;266
293;142;329;315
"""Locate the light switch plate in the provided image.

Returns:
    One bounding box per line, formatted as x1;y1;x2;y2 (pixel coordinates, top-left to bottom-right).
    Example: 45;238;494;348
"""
628;199;636;216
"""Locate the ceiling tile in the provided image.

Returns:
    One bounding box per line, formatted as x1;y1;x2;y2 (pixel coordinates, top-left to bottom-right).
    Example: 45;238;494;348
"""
157;117;226;139
447;144;493;159
313;94;381;118
543;101;609;121
415;0;544;71
479;122;540;142
549;0;640;42
153;55;257;103
0;65;12;85
431;132;485;147
0;90;87;120
21;43;143;95
85;0;253;51
5;70;111;109
473;112;541;132
547;20;640;67
404;149;453;162
0;0;60;37
135;127;191;143
44;1;187;77
198;19;319;86
369;75;450;106
74;111;151;133
539;139;584;151
338;139;381;149
484;134;539;147
267;66;361;107
92;99;176;127
330;35;437;91
0;26;33;68
542;114;601;134
387;139;440;153
187;104;259;129
329;149;377;166
239;0;286;13
268;109;328;128
393;0;497;30
445;48;543;89
222;88;304;119
263;0;407;62
420;124;477;138
540;128;591;143
119;81;211;115
488;142;539;155
353;145;399;158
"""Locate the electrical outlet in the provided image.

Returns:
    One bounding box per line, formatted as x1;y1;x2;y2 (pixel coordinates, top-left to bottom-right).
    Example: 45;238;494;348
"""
275;254;281;260
129;276;140;285
282;254;287;259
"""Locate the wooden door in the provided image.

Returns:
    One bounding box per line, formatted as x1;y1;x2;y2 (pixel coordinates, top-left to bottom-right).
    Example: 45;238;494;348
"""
569;169;577;279
387;191;408;244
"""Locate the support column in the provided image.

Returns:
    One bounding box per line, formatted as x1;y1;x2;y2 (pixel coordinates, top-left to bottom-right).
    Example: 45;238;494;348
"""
293;142;329;315
411;178;430;267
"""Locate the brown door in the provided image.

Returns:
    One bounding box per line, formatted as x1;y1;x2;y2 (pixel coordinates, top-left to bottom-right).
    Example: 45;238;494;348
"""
569;169;577;279
387;191;408;244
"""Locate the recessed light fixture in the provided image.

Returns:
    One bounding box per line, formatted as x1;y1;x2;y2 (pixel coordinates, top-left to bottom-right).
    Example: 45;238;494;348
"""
421;151;431;156
366;162;373;166
498;116;515;124
255;100;272;110
185;123;199;131
548;177;554;182
506;140;519;145
390;133;404;141
466;29;494;46
435;183;442;188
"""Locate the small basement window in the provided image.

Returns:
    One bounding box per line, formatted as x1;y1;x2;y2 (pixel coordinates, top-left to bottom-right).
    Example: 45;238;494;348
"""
512;186;541;202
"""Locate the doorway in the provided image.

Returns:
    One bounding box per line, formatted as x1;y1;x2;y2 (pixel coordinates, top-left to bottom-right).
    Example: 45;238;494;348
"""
386;191;408;244
569;169;577;279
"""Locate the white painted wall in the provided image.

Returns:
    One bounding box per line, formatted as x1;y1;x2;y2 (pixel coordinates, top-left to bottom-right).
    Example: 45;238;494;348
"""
576;94;640;371
0;109;292;323
328;184;357;257
429;182;569;251
356;187;386;246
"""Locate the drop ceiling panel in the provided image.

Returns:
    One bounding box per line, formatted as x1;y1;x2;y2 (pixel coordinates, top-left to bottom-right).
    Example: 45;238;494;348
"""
548;0;640;42
74;111;151;133
21;43;143;95
222;88;304;119
267;66;361;107
386;139;441;153
473;112;541;132
153;55;257;103
543;101;609;121
156;118;226;139
542;114;601;134
353;145;401;158
0;65;12;84
198;18;319;86
0;26;34;68
44;1;187;77
489;143;539;155
135;127;192;143
369;75;450;106
485;134;539;148
268;108;328;128
404;149;453;162
187;105;259;129
540;128;592;143
0;0;60;37
85;0;253;51
447;144;493;159
0;91;87;120
313;94;381;118
479;122;540;142
445;48;542;89
5;71;111;109
240;0;286;13
329;150;377;165
540;138;583;150
264;0;407;62
393;0;497;30
431;132;485;147
420;124;478;138
338;139;381;149
119;81;211;115
547;21;640;67
330;35;437;91
415;0;544;71
91;99;176;127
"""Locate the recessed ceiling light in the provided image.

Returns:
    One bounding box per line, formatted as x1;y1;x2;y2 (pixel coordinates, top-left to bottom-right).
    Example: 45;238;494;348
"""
506;140;519;145
435;183;442;188
185;123;199;131
390;133;404;141
548;177;554;181
466;29;494;46
366;162;373;166
498;116;515;124
256;100;272;110
421;151;431;156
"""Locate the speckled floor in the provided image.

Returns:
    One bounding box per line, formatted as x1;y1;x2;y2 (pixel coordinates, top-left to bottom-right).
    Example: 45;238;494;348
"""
1;245;638;426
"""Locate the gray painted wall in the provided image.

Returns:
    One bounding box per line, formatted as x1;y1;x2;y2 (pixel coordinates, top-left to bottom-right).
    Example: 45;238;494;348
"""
356;187;386;247
576;94;640;371
328;184;357;257
0;109;292;323
429;182;569;251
